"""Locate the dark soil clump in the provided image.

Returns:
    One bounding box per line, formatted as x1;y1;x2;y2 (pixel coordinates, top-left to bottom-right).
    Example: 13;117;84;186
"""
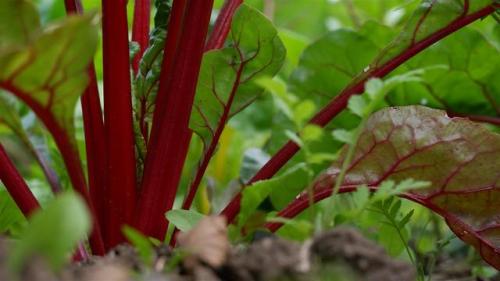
310;228;416;281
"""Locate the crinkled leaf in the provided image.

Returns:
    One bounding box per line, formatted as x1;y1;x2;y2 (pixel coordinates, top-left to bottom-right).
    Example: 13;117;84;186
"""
133;0;172;166
309;106;500;269
394;28;500;116
0;1;98;141
372;0;494;67
290;1;499;119
190;4;285;153
9;192;90;271
354;20;500;119
381;2;499;117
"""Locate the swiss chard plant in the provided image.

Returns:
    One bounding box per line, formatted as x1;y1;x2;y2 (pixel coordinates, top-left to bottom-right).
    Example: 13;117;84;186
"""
0;0;499;274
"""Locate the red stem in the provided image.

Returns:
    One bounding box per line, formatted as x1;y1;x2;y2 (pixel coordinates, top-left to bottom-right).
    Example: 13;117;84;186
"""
220;3;499;223
136;0;214;240
205;0;243;51
263;185;441;232
63;0;107;244
136;0;187;239
148;0;187;140
172;0;243;237
72;244;89;262
101;0;138;248
80;67;107;233
265;187;356;232
447;112;500;126
132;0;151;74
0;143;40;216
0;82;105;255
63;0;81;12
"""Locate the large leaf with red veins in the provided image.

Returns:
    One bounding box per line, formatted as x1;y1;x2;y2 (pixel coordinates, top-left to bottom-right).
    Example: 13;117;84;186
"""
0;0;98;140
181;4;285;210
277;106;500;269
0;0;100;227
190;3;285;152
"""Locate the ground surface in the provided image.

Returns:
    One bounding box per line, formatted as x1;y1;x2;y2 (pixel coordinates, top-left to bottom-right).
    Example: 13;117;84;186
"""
0;225;497;281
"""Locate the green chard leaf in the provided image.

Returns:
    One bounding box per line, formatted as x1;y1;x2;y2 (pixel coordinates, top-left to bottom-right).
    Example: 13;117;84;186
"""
0;0;99;146
290;29;378;107
372;0;495;67
393;28;500;116
0;0;41;49
133;0;172;167
378;1;500;119
190;3;286;157
289;1;499;122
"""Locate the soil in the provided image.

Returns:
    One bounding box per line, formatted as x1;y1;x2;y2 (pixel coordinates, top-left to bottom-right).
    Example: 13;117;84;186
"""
0;225;496;281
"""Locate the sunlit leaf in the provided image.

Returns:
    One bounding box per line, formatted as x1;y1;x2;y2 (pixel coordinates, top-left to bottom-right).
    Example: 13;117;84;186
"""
0;5;98;139
0;0;40;50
